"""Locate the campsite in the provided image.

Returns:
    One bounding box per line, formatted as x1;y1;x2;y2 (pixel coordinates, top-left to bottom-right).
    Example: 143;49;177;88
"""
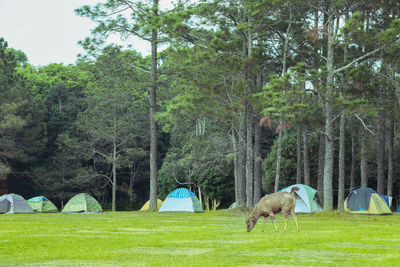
2;0;400;266
1;211;400;266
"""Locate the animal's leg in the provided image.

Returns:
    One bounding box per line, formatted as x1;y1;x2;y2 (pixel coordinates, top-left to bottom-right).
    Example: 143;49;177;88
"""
291;210;299;232
283;211;289;232
269;213;278;232
262;217;267;232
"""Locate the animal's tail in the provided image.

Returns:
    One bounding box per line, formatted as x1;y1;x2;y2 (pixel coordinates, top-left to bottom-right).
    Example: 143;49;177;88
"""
290;186;300;196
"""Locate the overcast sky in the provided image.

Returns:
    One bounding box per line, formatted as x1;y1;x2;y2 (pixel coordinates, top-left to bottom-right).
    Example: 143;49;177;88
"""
0;0;150;66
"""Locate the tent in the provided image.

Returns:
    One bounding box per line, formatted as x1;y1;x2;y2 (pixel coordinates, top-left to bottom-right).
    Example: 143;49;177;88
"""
227;202;238;210
62;193;103;213
0;194;34;214
27;196;58;213
140;199;163;211
280;184;322;213
379;194;393;209
159;188;203;213
344;188;392;215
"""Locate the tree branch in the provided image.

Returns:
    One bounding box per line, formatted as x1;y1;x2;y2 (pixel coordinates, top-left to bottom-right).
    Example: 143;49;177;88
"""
334;46;383;74
354;113;375;135
122;60;151;74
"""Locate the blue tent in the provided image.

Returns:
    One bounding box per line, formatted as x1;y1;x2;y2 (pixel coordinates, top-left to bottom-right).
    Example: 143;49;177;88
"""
159;188;203;213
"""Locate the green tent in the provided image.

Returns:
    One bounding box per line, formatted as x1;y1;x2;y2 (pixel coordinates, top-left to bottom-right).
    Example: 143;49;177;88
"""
280;184;322;213
27;196;58;213
62;193;103;213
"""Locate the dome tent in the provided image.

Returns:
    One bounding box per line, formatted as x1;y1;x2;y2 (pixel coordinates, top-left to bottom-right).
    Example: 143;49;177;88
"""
344;188;391;215
140;199;163;211
27;196;58;213
159;188;203;213
62;193;103;213
280;184;322;213
227;202;238;210
0;194;34;214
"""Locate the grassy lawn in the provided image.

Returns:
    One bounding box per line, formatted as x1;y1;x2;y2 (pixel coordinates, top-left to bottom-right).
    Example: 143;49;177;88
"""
1;210;400;266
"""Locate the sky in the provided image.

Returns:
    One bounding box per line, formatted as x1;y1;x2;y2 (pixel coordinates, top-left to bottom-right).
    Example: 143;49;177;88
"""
0;0;151;66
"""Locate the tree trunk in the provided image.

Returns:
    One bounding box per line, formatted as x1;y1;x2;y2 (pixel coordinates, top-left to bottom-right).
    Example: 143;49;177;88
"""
274;4;290;193
323;2;335;211
198;186;202;207
245;16;254;207
303;126;310;186
212;199;221;210
360;129;368;188
317;134;325;202
274;128;283;193
246;106;254;207
253;119;262;204
387;117;394;196
237;112;247;207
296;126;302;184
149;0;159;211
350;124;357;192
203;194;210;210
129;165;136;208
112;102;117;212
230;125;239;204
376;107;385;194
338;113;345;211
112;139;117;211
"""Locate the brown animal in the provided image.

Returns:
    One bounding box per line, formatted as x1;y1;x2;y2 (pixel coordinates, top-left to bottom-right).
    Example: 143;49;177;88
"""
246;187;299;232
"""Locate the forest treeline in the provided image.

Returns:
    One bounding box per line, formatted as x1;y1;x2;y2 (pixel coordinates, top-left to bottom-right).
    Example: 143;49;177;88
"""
1;0;400;211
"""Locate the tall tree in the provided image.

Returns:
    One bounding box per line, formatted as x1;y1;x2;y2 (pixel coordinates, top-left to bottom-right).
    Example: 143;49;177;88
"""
0;38;45;196
75;0;172;210
0;38;28;176
76;46;147;211
296;127;302;184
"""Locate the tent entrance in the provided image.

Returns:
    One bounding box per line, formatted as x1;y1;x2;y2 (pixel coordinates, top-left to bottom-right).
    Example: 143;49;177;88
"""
0;199;10;213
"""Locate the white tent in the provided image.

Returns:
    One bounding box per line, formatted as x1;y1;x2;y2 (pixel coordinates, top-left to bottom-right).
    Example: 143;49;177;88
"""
280;184;322;213
0;194;34;214
159;188;203;213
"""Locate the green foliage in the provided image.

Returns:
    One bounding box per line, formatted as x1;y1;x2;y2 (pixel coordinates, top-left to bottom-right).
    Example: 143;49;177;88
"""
262;130;319;192
254;62;320;128
6;48;28;66
159;131;234;204
0;38;42;183
73;45;150;209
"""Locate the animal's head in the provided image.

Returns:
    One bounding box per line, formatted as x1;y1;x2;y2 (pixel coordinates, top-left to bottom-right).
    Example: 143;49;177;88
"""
246;217;256;232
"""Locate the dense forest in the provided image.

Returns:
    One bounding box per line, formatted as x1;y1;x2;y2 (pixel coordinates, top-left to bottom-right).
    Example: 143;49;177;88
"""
1;0;400;211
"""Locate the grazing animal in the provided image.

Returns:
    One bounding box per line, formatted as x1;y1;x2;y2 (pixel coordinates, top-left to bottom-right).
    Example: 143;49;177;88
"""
246;187;299;232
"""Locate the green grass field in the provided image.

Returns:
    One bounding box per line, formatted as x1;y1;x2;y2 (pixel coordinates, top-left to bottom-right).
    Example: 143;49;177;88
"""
1;211;399;266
